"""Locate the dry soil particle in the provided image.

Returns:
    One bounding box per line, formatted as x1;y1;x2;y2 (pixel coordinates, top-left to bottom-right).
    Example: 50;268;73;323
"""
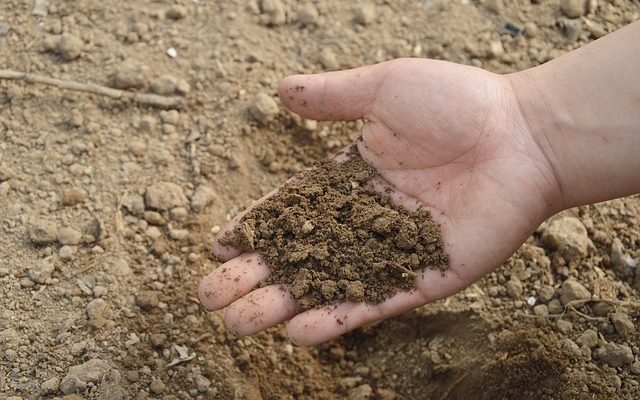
222;146;449;310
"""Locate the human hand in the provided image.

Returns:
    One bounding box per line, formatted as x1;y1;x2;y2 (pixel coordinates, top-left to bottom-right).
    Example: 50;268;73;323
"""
199;58;562;345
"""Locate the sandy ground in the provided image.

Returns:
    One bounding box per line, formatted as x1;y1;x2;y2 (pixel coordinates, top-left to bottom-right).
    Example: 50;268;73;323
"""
1;0;639;399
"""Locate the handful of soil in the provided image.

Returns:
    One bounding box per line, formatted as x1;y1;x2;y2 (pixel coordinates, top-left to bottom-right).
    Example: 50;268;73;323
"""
221;146;449;310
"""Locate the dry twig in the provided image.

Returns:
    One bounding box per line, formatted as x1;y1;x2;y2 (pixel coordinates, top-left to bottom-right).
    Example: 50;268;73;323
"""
0;68;185;109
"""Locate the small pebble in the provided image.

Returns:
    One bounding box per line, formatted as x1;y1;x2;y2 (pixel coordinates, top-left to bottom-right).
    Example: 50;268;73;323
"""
58;227;82;245
59;245;75;260
561;0;586;18
354;3;376;25
249;92;279;126
30;219;58;245
299;2;319;25
61;188;86;206
110;61;151;89
40;377;60;395
166;4;187;20
56;33;83;61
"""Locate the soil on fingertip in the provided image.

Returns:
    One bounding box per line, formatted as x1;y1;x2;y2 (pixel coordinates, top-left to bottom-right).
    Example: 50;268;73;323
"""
221;145;450;310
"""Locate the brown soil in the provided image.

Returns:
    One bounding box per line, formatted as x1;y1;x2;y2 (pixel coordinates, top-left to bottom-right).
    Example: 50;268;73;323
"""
1;1;639;399
222;146;448;309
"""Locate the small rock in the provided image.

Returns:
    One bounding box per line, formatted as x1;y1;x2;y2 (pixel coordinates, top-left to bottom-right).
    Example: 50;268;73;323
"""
175;79;191;95
42;35;59;52
541;217;592;260
170;207;188;220
561;18;582;43
249;92;279;126
261;0;286;25
319;47;339;70
58;227;82;245
169;229;188;240
136;290;160;310
149;378;165;394
60;359;110;394
348;384;373;400
506;278;523;299
128;139;146;156
584;18;607;38
93;285;108;297
561;338;582;358
41;377;60;395
548;299;562;315
533;304;549;316
610;312;635;339
191;185;217;212
576;329;598;348
0;181;10;196
121;193;145;216
61;188;86;206
0;163;14;181
561;0;586;18
28;260;54;284
631;360;640;375
593;342;634;367
524;21;539;38
145;182;188;211
488;40;504;58
0;328;20;349
97;369;126;400
299;2;319;25
485;0;503;13
538;285;555;302
30;219;58;245
302;119;318;132
354;3;376;25
86;298;109;329
611;238;638;271
146;226;162;239
149;75;178;95
607;374;622;390
143;211;166;226
59;245;75;261
109;61;151;90
160;109;180;124
376;388;397;400
20;277;35;287
195;374;211;393
0;20;8;37
57;33;83;61
592;301;613;316
32;0;49;16
166;4;187;20
556;319;573;334
139;115;158;133
559;279;590;305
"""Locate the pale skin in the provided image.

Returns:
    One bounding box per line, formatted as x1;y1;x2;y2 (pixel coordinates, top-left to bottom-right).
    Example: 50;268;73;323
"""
199;21;640;346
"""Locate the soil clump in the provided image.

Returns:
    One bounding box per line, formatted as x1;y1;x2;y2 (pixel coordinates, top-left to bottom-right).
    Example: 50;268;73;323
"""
222;146;449;310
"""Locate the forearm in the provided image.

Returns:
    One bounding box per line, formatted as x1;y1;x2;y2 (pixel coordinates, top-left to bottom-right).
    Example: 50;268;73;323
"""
509;21;640;210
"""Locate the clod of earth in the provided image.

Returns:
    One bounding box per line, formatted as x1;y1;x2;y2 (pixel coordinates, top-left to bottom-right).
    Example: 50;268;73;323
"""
221;146;449;310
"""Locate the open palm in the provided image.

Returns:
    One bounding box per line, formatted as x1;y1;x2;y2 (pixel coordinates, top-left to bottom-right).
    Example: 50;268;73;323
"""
199;59;562;345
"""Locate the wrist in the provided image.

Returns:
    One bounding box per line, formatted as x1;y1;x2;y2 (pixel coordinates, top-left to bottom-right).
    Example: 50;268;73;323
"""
506;69;569;215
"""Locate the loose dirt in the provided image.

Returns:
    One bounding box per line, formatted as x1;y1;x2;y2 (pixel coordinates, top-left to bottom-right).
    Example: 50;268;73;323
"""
1;1;639;399
222;146;448;309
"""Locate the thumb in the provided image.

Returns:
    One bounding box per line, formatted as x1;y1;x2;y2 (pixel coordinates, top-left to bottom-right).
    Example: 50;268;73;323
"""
278;60;396;121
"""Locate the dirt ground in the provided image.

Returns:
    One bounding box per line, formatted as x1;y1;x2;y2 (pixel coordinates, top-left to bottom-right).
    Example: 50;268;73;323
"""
1;0;639;399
